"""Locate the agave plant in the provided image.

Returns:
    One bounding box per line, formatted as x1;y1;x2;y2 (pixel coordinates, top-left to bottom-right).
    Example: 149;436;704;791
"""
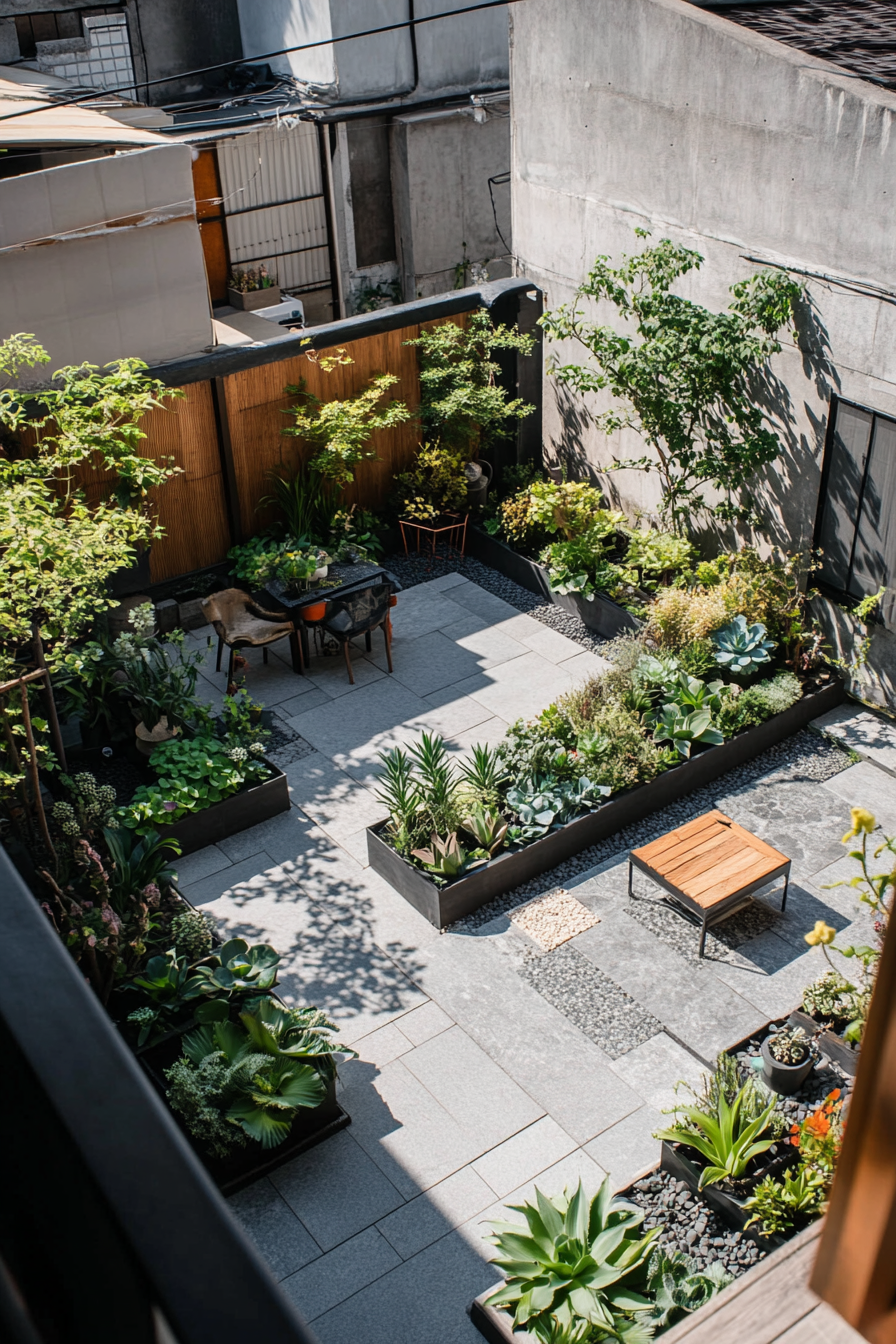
657;672;725;717
411;832;487;880
654;1082;778;1188
711;615;776;676
485;1178;660;1343
650;704;723;758
462;803;508;857
506;775;610;844
238;996;355;1070
457;742;509;800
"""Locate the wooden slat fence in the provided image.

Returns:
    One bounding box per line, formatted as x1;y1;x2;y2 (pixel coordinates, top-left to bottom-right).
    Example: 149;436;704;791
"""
83;314;466;583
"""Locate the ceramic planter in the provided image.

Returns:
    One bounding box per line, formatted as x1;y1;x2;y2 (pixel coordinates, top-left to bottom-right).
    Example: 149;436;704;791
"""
788;1008;858;1076
761;1036;815;1095
227;285;281;311
134;716;180;758
367;679;845;928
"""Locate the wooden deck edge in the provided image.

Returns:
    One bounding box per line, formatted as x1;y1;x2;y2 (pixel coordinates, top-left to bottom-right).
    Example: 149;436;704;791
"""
658;1221;822;1342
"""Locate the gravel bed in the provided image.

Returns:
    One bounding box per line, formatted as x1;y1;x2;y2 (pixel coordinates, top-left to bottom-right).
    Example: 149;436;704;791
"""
451;729;851;933
626;1170;767;1277
384;551;608;653
268;715;316;766
625;886;780;965
518;943;663;1059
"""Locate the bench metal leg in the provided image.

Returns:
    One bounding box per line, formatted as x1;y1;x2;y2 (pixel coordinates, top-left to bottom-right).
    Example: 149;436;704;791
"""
698;918;708;959
781;873;789;912
216;634;223;672
628;859;634;899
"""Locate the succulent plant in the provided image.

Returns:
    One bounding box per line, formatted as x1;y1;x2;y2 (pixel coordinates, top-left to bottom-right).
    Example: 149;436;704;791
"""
411;832;487;880
462;804;508;857
650;704;723;759
505;775;609;843
766;1025;811;1065
710;615;776;676
654;1082;778;1189
802;970;859;1022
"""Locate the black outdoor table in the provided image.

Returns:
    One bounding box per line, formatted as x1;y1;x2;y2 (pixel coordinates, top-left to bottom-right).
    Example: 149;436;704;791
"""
264;561;400;673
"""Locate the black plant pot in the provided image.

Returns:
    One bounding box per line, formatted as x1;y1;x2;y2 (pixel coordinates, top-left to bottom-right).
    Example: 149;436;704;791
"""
761;1036;815;1095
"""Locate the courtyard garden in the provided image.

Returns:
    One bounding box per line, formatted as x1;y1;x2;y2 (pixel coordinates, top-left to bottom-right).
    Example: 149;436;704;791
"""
0;237;891;1342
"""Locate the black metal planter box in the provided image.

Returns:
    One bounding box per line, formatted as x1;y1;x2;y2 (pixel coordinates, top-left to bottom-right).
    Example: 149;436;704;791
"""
466;526;642;637
788;1008;859;1076
154;761;290;857
660;1141;790;1248
138;1034;349;1196
367;679;845;928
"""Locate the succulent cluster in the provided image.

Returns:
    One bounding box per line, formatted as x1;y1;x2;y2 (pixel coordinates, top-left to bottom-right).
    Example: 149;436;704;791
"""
766;1025;811;1065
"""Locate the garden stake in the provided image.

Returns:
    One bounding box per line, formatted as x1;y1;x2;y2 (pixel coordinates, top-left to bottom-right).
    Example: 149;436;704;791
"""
32;623;67;773
18;678;56;865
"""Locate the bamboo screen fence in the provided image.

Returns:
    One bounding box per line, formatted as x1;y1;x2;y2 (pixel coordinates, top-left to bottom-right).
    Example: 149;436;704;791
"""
66;313;467;584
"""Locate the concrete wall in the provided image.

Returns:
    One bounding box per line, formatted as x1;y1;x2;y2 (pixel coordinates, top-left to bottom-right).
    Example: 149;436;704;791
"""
0;144;212;383
237;0;508;102
392;101;511;299
509;0;896;702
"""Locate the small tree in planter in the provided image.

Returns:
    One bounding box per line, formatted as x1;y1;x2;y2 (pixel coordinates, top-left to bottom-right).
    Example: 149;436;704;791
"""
540;231;803;533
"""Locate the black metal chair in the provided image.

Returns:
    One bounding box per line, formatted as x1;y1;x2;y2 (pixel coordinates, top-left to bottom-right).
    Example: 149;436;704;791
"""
319;581;393;685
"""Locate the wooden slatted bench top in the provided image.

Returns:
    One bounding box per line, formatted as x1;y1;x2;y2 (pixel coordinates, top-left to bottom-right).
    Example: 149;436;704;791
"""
632;810;789;910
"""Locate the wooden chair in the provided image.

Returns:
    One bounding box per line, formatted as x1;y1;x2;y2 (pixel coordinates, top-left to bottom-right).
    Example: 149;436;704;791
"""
200;589;297;686
319;582;394;685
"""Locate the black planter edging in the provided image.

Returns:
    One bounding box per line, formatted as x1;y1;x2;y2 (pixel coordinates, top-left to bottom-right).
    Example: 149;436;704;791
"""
788;1008;859;1076
465;526;643;637
155;760;289;857
367;679;846;928
660;1142;791;1248
138;1032;349;1196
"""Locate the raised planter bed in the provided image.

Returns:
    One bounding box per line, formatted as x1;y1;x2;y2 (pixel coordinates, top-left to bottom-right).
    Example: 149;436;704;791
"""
367;679;845;928
788;1007;859;1076
227;284;280;311
466;526;642;636
137;1030;349;1196
155;760;289;856
660;1141;790;1247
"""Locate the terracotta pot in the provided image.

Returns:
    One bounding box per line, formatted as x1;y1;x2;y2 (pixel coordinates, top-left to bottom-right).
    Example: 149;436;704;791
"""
302;601;328;622
389;594;398;608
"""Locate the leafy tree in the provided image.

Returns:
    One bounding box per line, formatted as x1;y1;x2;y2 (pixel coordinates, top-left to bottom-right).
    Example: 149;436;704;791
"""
540;232;803;532
282;351;411;490
0;334;181;659
406;308;535;457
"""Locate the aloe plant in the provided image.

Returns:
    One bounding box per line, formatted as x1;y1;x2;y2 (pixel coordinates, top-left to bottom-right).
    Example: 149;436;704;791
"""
485;1178;660;1342
654;1082;778;1188
650;704;723;758
411;832;487;880
457;742;508;799
462;804;508;857
711;615;776;676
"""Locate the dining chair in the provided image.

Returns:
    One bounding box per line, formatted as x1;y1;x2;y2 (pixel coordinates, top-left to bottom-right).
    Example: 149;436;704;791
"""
318;582;394;685
200;589;297;686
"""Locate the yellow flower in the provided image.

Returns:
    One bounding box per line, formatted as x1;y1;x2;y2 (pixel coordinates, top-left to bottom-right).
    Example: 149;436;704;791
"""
805;921;837;947
842;807;876;843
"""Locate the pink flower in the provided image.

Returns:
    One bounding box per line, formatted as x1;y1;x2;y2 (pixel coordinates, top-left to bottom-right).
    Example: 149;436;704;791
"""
142;882;161;907
162;800;177;813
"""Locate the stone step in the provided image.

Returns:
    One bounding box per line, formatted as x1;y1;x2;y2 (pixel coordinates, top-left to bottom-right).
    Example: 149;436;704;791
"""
813;705;896;779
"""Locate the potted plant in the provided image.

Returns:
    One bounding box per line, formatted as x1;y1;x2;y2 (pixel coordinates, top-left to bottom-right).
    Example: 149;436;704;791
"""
227;265;280;311
394;443;470;535
111;606;207;755
761;1025;815;1094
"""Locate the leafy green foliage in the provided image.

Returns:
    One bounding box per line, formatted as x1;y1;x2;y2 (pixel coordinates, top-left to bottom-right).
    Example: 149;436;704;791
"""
123;735;270;830
623;530;696;583
801;969;859;1024
526;480;609;540
170;907;217;961
711;615;776;676
0;335;182;652
457;742;509;806
485;1178;660;1343
406;309;535;456
165;1002;332;1155
743;1165;826;1237
394;442;469;522
505;775;609;843
540;232;803;530
103;825;180;908
654;1083;778;1189
261;461;339;544
575;703;674;793
499;712;579;783
282;364;410;488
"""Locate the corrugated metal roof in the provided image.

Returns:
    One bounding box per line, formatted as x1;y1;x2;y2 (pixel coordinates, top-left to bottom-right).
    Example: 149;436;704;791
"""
0;67;170;146
698;1;896;89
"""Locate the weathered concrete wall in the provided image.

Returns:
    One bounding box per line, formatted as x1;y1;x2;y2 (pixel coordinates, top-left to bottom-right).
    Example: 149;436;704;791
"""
135;0;243;103
0;144;212;382
237;0;507;102
509;0;896;540
392;101;511;299
509;0;896;698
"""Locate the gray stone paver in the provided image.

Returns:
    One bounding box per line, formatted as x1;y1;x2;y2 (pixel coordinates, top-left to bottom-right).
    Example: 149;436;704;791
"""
177;576;896;1340
815;704;896;776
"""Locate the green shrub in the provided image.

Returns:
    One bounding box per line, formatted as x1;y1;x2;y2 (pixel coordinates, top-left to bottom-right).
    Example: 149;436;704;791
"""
498;709;580;782
576;702;674;792
716;672;802;736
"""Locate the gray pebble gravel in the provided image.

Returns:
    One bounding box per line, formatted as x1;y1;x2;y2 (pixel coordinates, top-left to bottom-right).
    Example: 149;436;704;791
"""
627;1170;766;1278
625;888;780;965
518;943;662;1059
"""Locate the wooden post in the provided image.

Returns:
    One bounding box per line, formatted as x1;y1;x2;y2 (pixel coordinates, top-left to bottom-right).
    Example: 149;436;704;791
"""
32;624;67;774
810;898;896;1343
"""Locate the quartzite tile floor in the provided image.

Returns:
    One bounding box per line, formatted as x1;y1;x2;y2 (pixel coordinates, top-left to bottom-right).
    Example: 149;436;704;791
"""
169;576;895;1342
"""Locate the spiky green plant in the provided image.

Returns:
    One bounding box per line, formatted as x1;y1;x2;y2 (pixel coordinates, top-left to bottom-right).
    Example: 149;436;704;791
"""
654;1082;778;1188
485;1178;660;1343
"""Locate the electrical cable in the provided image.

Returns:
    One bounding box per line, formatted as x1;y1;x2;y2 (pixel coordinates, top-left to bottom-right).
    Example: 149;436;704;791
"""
0;0;521;126
488;170;511;255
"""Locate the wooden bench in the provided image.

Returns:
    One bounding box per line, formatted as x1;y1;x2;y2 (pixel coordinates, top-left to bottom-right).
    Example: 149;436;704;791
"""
629;809;791;957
